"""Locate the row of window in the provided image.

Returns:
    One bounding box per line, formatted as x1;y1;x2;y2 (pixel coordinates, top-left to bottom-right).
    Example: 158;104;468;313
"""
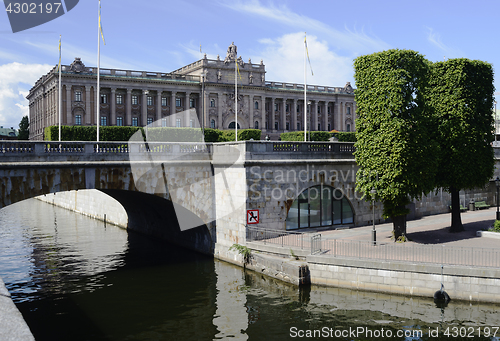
75;92;351;115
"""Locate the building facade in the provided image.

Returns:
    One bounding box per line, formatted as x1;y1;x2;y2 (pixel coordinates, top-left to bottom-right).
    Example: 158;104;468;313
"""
27;43;356;141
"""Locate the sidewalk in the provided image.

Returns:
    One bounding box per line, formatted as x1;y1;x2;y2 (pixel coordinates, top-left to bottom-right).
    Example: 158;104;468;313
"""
319;207;499;249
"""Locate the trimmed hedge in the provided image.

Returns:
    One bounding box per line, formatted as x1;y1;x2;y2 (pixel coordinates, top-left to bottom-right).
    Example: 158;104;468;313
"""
44;126;261;142
336;132;357;142
280;131;331;141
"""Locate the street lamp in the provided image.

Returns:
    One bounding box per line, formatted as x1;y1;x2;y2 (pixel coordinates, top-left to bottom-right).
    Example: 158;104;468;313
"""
495;101;497;143
144;90;149;141
370;188;377;245
496;177;500;220
200;71;207;137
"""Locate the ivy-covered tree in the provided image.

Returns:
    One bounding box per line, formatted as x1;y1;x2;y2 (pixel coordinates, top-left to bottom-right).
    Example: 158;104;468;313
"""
353;49;439;240
18;115;29;140
429;59;495;232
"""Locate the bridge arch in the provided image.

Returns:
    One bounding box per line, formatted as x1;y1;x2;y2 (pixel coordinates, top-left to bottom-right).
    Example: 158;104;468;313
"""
286;184;354;230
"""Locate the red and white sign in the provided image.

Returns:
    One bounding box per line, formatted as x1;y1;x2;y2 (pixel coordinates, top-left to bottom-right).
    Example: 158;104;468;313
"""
247;210;259;224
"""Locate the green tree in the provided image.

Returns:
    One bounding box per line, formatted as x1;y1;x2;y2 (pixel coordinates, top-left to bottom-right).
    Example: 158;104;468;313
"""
353;49;439;240
429;59;495;232
18;115;29;140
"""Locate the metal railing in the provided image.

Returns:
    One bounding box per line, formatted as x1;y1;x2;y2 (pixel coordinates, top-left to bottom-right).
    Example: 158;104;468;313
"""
246;227;500;268
247;226;307;249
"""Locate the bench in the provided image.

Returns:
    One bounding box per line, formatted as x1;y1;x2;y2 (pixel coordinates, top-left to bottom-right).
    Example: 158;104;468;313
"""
475;201;490;209
449;205;467;212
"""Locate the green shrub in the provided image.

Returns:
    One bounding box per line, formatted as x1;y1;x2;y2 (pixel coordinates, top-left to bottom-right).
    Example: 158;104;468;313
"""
203;128;222;142
219;129;261;142
280;131;330;141
336;132;357;142
44;125;143;141
493;220;500;232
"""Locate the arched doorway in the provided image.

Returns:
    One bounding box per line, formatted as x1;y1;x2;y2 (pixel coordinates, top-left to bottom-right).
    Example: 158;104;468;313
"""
286;185;354;230
228;122;241;129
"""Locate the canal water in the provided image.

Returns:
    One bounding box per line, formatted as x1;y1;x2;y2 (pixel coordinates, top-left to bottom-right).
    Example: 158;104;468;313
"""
1;199;500;341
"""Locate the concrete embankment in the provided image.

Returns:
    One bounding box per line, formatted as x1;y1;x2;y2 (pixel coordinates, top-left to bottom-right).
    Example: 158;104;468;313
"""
0;277;35;341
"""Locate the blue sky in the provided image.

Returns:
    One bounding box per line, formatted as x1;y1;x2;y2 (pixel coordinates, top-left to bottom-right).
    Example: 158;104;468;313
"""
1;0;499;129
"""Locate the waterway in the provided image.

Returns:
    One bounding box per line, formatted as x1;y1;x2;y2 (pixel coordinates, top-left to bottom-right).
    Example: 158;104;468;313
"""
0;199;500;341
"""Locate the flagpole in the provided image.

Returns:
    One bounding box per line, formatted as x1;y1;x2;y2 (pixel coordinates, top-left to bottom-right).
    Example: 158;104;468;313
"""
96;0;101;144
58;35;62;142
304;32;307;142
235;55;238;142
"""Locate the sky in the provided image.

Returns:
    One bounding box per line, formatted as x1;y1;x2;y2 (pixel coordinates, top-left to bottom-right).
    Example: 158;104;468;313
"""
1;0;500;129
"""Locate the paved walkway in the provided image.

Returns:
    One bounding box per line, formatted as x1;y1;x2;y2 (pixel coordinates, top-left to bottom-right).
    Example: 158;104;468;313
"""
316;207;500;249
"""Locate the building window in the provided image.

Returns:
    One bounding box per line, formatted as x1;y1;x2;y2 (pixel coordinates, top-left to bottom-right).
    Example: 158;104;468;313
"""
75;91;82;102
210;119;216;128
162;118;167;127
274;103;278;111
176;98;181;107
318;106;321;114
347;107;351;115
210;99;216;108
286;104;289;112
132;117;138;126
117;117;123;126
162;97;167;106
297;122;300;130
190;119;195;127
286;185;354;229
254;121;259;129
132;95;138;105
176;118;181;127
147;117;153;125
297;104;300;112
189;98;195;108
101;116;107;126
318;123;321;130
286;122;290;130
101;94;107;104
254;101;259;109
147;96;153;106
117;94;123;105
75;115;82;125
346;123;351;132
328;123;331;131
328;106;331;114
275;121;278;130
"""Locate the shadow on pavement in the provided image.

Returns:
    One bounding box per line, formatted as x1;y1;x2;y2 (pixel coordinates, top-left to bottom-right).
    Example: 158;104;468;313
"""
407;219;494;245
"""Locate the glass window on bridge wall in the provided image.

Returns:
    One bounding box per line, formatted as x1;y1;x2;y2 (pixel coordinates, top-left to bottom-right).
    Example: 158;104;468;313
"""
286;185;354;230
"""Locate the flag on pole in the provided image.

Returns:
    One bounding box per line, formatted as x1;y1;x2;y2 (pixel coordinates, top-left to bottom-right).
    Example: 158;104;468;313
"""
236;60;242;80
56;35;61;72
99;1;105;45
304;33;313;76
200;43;202;53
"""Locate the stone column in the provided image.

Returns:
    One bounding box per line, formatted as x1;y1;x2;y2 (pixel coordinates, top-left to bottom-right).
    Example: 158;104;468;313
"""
323;102;328;131
271;97;275;130
142;90;148;127
185;92;191;127
203;91;209;129
217;93;223;129
282;99;286;131
85;86;92;125
250;96;255;129
156;91;162;126
170;91;176;127
312;100;318;131
110;88;116;126
262;98;267;131
126;89;132;126
292;98;297;131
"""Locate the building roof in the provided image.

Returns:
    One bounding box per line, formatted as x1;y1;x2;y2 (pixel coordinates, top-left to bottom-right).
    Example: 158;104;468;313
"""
0;127;18;137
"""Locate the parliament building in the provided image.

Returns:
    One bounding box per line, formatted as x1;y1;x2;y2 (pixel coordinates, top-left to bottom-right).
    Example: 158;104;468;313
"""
27;43;356;140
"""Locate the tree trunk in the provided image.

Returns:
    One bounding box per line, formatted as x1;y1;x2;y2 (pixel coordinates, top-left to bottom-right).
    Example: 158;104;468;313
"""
449;186;464;233
392;214;407;241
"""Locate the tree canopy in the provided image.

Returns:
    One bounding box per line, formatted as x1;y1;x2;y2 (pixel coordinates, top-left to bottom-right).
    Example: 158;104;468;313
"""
354;49;439;239
18;116;29;140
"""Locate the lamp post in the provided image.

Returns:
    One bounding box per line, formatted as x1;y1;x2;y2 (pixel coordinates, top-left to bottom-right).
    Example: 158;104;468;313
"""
495;101;497;143
200;71;207;137
496;177;500;221
371;188;377;245
144;90;149;141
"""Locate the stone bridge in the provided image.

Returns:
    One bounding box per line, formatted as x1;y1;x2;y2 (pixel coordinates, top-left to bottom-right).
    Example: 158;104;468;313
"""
1;140;498;257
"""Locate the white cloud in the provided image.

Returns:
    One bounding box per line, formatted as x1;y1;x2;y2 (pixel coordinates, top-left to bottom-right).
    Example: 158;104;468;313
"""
426;27;462;59
0;62;52;129
218;0;389;54
256;32;354;87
